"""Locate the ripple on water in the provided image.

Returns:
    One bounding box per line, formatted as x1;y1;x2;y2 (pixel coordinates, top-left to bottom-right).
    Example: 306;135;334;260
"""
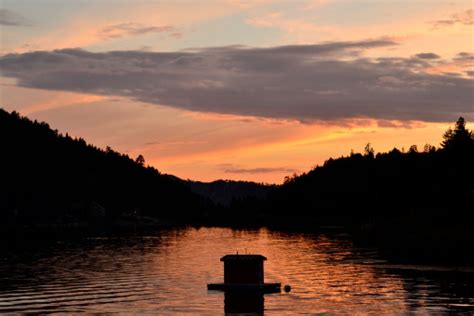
0;227;473;314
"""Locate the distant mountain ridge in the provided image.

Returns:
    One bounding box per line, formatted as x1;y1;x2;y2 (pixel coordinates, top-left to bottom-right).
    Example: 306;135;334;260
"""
186;180;275;207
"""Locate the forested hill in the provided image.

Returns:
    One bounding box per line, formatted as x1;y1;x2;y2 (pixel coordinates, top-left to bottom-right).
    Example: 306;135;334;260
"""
0;108;209;229
265;117;474;220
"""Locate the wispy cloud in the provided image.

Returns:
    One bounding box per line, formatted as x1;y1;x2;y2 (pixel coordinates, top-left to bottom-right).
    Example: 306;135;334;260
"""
221;164;299;174
415;53;440;60
98;22;178;40
432;9;473;28
0;9;30;26
0;40;472;123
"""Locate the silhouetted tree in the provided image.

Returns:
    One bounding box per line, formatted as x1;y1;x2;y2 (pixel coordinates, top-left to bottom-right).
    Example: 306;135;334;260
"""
423;143;436;153
283;173;298;184
441;117;473;150
364;143;375;158
408;145;418;153
135;154;145;166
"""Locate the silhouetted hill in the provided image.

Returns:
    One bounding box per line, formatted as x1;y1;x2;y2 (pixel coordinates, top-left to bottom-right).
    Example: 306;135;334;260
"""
187;180;275;206
265;117;473;220
0;108;210;232
255;117;474;263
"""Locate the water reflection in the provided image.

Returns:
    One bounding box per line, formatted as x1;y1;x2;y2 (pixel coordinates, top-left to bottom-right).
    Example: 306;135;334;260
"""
224;291;264;314
0;227;472;314
385;264;474;313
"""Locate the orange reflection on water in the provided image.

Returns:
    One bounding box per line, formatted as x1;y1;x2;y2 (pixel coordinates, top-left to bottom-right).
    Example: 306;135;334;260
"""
0;227;473;314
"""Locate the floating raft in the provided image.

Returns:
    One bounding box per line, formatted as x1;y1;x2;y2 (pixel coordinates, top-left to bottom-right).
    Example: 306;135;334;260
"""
207;282;281;293
207;254;281;293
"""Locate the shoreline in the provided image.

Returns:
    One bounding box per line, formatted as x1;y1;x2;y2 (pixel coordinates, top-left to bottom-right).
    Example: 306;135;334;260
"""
2;215;473;265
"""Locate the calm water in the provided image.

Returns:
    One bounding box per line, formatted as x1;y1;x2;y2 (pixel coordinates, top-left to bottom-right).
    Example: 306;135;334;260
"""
0;227;473;314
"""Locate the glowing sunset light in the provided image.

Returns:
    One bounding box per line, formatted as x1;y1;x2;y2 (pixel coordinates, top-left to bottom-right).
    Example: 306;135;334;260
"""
0;0;472;183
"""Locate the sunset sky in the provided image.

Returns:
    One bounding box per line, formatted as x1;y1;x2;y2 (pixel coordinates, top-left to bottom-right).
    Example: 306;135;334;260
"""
0;0;472;183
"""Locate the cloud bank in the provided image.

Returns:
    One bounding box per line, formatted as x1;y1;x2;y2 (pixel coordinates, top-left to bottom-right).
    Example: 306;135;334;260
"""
0;40;472;123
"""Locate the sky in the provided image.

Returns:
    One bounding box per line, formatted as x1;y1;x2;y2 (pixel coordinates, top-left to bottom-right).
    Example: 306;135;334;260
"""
0;0;473;183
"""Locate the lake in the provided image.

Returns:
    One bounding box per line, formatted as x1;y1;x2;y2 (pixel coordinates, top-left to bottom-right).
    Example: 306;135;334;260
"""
0;227;473;314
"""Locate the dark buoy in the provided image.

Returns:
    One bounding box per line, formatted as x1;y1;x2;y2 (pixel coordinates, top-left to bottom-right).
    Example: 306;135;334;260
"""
284;285;291;293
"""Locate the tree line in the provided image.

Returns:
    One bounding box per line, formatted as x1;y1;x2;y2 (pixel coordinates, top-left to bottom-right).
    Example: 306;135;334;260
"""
1;107;473;232
213;117;474;226
0;108;210;229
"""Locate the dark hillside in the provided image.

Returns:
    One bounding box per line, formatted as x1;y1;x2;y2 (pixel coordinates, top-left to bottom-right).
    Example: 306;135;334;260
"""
0;108;209;231
267;117;473;219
